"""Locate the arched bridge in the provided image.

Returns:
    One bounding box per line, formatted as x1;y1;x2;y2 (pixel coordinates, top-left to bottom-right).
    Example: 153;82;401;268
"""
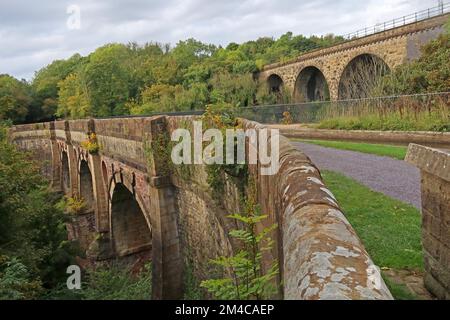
11;116;394;300
259;13;449;101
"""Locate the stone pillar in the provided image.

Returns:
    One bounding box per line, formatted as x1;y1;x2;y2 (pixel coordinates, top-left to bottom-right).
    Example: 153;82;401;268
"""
64;121;79;198
329;81;340;101
145;116;183;300
49;122;62;192
83;119;112;260
86;120;109;233
405;143;450;299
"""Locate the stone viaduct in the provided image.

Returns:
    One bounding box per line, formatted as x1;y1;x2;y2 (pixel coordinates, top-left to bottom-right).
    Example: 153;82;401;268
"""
258;13;449;101
11;116;393;300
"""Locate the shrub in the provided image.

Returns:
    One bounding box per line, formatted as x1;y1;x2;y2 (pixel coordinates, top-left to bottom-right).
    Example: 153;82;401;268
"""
81;133;99;154
200;187;279;300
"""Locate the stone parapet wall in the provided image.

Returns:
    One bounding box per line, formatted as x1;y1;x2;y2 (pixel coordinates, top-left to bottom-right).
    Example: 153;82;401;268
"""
241;119;393;299
406;144;450;299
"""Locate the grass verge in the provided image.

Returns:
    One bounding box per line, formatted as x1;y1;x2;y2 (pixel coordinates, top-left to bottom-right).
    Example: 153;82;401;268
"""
321;170;424;299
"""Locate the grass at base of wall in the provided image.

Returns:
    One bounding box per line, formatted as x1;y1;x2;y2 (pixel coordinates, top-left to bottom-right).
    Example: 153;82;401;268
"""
321;170;423;270
295;139;408;160
382;277;418;300
321;170;423;299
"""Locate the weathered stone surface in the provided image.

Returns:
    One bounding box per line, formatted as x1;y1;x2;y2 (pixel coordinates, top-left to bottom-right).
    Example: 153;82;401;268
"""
242;119;392;299
406;143;450;299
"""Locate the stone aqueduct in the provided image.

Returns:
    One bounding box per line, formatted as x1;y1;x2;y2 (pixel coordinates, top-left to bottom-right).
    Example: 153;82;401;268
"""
11;116;393;300
8;12;450;301
258;13;449;101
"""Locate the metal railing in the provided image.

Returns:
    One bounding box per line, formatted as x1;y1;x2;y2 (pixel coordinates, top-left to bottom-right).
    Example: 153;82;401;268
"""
342;2;450;40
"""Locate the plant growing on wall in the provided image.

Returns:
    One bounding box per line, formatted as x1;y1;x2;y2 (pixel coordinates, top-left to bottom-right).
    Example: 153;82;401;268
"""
200;186;279;300
145;130;173;177
81;133;99;154
56;196;87;215
201;105;248;201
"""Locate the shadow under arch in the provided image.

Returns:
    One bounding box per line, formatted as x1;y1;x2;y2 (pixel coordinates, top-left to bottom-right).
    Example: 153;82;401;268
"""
338;53;390;100
110;182;152;257
294;66;330;102
79;160;95;212
267;74;284;93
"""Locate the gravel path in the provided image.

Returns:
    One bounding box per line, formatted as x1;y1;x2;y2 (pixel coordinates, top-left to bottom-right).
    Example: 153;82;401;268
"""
291;141;421;209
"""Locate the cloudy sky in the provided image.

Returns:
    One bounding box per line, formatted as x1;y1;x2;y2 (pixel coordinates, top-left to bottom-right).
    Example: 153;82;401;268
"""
0;0;438;80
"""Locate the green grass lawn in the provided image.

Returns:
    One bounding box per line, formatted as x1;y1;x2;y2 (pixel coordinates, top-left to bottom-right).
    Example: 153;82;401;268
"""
296;139;408;160
321;170;423;299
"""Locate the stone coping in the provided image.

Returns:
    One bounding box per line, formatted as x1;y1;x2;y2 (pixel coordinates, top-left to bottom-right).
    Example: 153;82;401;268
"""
405;143;450;181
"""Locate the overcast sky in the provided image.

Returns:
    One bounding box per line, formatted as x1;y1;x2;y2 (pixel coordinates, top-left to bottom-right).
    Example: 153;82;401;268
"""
0;0;438;80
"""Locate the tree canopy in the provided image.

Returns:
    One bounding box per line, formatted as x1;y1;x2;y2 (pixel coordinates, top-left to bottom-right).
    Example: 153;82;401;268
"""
0;32;344;123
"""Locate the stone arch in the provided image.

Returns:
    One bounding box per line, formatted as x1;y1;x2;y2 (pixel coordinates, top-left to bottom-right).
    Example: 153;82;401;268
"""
79;160;95;212
110;182;152;257
61;151;71;194
338;53;390;100
267;74;284;94
294;66;330;102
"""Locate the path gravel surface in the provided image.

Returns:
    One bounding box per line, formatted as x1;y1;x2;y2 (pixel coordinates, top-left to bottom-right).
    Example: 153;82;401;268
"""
291;141;421;209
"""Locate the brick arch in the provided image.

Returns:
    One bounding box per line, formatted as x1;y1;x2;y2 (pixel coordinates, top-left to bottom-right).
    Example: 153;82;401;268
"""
293;65;331;102
108;171;152;257
337;52;391;100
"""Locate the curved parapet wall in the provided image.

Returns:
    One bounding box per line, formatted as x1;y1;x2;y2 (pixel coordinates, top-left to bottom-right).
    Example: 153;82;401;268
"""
10;116;393;300
241;119;392;299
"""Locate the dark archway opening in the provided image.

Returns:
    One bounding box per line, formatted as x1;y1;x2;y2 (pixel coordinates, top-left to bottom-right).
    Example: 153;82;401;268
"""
338;54;390;100
294;66;330;102
111;183;152;257
61;151;70;194
267;74;284;94
80;160;95;212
